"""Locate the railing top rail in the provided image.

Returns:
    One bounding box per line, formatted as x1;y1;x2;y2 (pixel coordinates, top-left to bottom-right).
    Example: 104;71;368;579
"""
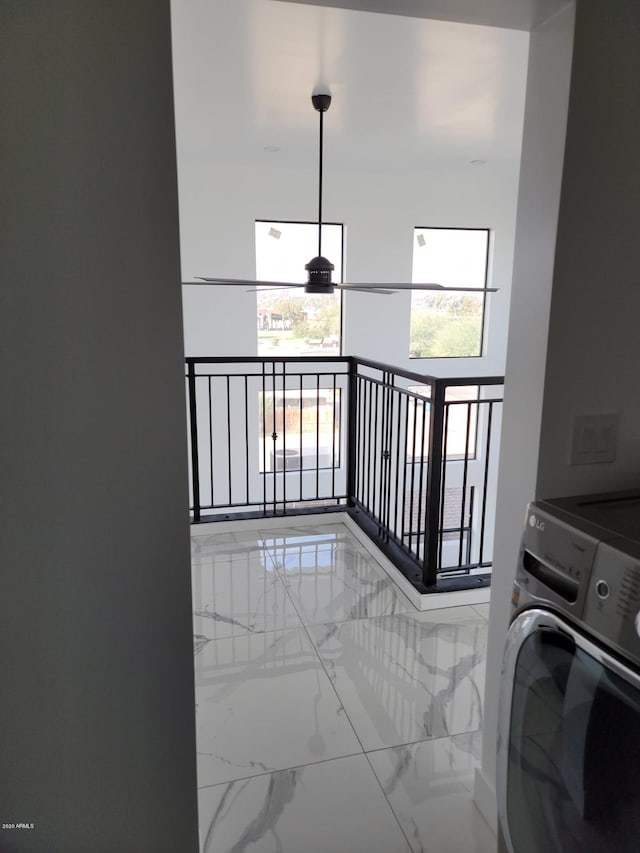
351;356;438;386
437;375;505;387
185;355;350;365
184;354;504;388
351;356;504;388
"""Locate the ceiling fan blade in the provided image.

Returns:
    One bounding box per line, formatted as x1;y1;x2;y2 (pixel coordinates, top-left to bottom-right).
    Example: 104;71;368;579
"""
339;282;498;292
245;286;296;292
413;284;498;292
193;277;307;288
191;278;497;293
337;284;395;295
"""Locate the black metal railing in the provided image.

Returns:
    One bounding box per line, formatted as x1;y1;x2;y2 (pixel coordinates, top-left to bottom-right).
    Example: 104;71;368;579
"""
185;356;503;592
348;359;503;590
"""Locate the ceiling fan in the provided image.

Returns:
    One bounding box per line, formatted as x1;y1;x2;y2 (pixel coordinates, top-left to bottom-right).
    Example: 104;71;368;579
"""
196;90;497;297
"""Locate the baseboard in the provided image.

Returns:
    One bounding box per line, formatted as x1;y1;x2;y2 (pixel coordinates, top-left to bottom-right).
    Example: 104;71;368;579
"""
340;513;425;608
473;766;498;836
190;511;492;612
342;514;491;611
189;510;347;537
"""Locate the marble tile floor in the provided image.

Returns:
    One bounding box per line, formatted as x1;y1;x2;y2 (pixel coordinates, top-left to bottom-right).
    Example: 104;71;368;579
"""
192;521;495;853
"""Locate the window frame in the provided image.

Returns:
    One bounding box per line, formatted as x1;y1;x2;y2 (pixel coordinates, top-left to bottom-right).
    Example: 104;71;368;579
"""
255;219;345;357
409;225;491;360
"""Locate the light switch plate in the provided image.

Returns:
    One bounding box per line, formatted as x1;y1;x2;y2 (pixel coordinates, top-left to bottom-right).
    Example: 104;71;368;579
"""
570;413;619;465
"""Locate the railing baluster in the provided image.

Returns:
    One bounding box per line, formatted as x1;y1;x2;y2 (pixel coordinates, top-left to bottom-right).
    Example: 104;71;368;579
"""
366;379;372;511
262;362;267;514
384;376;395;540
415;395;428;564
479;401;494;565
438;399;450;571
226;375;232;507
332;373;337;501
272;361;277;513
458;401;473;568
408;395;418;556
372;382;380;521
424;379;446;586
467;487;475;565
393;387;403;543
299;373;303;502
315;373;320;500
208;376;214;509
356;375;363;503
283;362;287;511
244;375;249;505
186;359;200;522
400;393;409;548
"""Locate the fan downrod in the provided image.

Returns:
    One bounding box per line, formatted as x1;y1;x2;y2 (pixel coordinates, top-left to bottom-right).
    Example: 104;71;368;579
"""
307;90;333;292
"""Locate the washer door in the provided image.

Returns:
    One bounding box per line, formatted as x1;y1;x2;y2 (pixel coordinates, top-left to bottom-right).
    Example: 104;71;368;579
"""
498;608;640;853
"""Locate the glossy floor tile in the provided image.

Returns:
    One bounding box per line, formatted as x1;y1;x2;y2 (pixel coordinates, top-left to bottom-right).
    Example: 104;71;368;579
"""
307;610;486;750
471;603;491;622
194;627;361;787
192;531;270;565
368;733;497;853
198;754;412;853
267;534;413;625
192;557;302;641
191;521;495;852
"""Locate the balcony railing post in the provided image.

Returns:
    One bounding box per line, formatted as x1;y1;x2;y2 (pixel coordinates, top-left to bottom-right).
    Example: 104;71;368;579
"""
346;357;358;506
423;379;446;586
186;359;201;522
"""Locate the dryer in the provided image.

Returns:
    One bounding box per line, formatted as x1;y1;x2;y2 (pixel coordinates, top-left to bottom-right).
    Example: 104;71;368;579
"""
498;490;640;853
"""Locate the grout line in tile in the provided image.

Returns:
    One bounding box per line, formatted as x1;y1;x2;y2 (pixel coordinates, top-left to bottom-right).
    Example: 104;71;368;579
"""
192;622;311;649
470;603;490;622
362;749;415;852
266;533;374;761
362;728;486;853
297;609;486;632
196;748;368;793
193;548;369;763
362;726;483;757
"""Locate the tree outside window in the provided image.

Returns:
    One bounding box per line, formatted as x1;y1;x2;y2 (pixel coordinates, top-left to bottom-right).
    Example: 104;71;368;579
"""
255;221;343;357
410;228;490;359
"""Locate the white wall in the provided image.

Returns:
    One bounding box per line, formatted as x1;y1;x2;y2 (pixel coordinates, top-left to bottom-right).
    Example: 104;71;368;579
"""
178;155;526;376
173;0;529;377
479;0;640;835
0;3;199;850
536;0;640;496
473;2;576;832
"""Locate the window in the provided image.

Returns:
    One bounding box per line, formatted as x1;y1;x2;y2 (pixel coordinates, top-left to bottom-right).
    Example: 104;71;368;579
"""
410;228;490;358
258;388;342;474
255;220;343;357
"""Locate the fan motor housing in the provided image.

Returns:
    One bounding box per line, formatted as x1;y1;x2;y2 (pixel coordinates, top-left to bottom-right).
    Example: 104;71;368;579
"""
305;254;335;293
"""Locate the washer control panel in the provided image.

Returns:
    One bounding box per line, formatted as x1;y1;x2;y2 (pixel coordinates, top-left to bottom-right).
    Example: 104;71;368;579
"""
516;505;600;616
583;537;640;667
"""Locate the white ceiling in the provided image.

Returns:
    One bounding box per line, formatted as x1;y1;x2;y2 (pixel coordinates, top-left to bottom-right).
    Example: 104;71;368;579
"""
171;0;536;176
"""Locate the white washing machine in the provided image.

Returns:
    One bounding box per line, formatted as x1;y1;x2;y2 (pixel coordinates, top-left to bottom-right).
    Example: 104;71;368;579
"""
498;490;640;852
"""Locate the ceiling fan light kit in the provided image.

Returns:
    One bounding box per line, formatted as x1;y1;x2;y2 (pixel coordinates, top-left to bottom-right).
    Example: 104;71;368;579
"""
196;90;497;297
